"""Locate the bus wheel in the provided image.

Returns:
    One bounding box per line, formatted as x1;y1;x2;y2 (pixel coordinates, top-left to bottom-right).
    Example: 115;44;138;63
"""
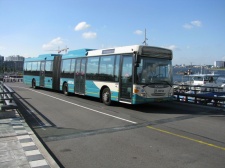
102;88;111;105
32;80;36;89
63;83;69;96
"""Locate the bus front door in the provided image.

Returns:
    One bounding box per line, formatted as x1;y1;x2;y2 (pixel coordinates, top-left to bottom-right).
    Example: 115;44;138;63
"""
120;56;133;102
40;61;45;87
74;58;86;94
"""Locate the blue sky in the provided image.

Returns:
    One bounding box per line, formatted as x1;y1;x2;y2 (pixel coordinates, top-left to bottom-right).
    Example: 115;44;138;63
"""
0;0;225;65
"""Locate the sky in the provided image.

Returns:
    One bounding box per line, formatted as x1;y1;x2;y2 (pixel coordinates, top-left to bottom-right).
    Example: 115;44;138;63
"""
0;0;225;65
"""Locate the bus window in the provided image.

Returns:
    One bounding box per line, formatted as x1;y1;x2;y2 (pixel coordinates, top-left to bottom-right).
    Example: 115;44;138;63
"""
37;62;40;71
136;58;172;84
86;57;99;80
122;56;132;78
45;61;53;76
71;59;76;73
32;62;38;71
27;62;32;71
23;62;27;71
99;56;115;81
61;59;71;73
45;61;52;71
114;55;120;82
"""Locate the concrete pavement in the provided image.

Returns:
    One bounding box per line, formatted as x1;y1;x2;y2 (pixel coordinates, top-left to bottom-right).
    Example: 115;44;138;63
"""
0;106;59;168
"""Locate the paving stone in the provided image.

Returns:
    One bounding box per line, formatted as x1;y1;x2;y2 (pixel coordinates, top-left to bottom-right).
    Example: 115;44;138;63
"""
27;154;44;162
0;150;13;162
23;145;38;151
19;138;33;143
0;105;52;168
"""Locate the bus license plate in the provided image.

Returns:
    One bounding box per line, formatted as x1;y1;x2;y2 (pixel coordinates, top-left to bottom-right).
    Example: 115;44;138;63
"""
154;89;164;93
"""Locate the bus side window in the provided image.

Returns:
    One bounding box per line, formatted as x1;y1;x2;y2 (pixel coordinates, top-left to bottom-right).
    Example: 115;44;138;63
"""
23;62;27;71
27;62;32;71
71;59;76;73
61;59;71;73
114;55;120;82
99;56;115;81
86;57;99;80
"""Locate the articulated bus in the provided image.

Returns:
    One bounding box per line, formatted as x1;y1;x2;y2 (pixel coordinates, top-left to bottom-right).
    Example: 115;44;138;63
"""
23;45;173;105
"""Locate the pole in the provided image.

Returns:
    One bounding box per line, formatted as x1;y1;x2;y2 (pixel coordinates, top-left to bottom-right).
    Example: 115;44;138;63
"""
143;28;148;46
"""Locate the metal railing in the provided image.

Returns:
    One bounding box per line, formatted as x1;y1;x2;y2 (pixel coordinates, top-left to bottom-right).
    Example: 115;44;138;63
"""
2;78;23;82
0;81;18;111
173;84;225;107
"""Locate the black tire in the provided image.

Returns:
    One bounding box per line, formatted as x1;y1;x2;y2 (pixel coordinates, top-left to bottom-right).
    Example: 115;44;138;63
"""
63;83;69;96
102;87;112;106
32;80;36;89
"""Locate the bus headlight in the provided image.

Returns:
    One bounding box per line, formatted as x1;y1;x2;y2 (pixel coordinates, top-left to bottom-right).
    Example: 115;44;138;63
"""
134;88;139;93
140;93;147;97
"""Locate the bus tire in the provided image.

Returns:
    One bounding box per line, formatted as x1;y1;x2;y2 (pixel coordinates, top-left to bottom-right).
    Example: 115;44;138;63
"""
32;79;36;89
102;87;112;106
63;83;69;96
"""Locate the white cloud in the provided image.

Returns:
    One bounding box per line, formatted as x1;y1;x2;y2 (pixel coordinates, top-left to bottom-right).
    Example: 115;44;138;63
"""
183;20;202;29
191;20;202;27
164;45;179;51
134;30;143;35
82;32;97;39
183;24;193;29
42;37;64;50
74;22;90;31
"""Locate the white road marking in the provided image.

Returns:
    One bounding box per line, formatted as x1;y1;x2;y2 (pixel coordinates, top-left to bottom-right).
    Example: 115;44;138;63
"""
16;87;137;124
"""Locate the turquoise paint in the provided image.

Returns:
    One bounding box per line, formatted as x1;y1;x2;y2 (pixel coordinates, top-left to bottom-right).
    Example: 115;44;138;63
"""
60;78;75;92
85;80;100;98
23;75;40;87
44;77;53;89
63;49;95;59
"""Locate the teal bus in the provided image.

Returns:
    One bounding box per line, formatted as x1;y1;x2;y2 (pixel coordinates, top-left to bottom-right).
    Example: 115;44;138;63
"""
23;45;173;105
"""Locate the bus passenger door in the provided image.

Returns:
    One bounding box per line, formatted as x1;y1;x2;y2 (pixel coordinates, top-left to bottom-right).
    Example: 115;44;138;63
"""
74;58;86;94
40;61;45;87
120;56;133;102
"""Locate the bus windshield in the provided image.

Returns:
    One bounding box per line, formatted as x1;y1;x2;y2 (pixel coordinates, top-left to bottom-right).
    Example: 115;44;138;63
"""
136;57;172;85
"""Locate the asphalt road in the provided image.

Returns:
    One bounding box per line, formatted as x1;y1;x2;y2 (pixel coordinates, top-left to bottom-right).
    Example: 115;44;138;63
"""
9;82;225;168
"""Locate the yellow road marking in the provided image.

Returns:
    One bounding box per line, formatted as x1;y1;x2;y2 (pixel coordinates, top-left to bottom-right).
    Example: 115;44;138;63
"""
147;126;225;151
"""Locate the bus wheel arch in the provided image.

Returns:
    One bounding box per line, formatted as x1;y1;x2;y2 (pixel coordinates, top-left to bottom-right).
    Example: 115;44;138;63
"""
63;82;69;96
101;86;112;106
32;79;36;89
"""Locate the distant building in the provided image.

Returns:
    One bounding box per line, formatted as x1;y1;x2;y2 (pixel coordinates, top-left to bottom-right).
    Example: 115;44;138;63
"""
214;61;225;68
5;55;24;61
4;55;24;72
0;55;4;67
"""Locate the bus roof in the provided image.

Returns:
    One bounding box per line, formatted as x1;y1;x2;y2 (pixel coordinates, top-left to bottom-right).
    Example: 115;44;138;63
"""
87;45;172;57
87;45;140;56
25;49;95;62
25;53;62;61
63;48;95;59
25;45;172;61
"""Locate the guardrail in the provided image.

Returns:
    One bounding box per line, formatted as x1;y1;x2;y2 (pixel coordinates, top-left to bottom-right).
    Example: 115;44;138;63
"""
173;84;225;107
0;81;18;111
2;78;23;82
